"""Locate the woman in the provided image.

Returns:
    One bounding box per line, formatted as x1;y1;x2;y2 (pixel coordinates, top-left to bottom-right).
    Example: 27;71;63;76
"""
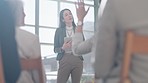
54;8;83;83
7;0;46;83
54;1;87;83
54;0;89;83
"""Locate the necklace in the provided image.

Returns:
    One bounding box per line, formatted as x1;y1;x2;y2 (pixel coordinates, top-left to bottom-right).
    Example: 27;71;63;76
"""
66;30;72;37
66;26;73;37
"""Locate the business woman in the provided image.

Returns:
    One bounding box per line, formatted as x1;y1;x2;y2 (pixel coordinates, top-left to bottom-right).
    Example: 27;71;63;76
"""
54;8;83;83
54;1;89;82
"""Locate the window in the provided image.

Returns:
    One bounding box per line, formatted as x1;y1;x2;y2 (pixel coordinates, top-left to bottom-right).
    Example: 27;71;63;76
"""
23;0;35;25
39;0;58;27
39;28;56;43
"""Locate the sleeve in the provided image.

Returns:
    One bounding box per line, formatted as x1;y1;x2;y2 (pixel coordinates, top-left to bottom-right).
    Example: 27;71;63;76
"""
30;36;47;82
54;29;64;53
94;0;118;78
31;36;41;58
72;32;93;56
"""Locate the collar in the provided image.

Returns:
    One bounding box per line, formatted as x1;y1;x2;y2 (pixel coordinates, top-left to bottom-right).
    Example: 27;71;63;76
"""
66;26;73;30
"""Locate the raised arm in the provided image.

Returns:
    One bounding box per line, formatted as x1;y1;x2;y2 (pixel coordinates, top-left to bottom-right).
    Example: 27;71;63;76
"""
72;0;93;56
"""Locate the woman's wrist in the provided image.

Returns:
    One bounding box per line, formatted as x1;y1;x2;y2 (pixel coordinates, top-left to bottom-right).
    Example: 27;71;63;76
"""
60;47;65;53
78;19;83;22
76;26;83;33
76;20;83;33
77;20;83;26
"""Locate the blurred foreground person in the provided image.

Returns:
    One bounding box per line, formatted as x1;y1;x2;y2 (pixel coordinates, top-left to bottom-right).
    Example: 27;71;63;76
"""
73;0;148;83
7;0;46;83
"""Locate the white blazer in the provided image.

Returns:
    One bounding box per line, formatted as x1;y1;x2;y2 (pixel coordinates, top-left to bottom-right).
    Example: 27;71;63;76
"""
15;28;46;83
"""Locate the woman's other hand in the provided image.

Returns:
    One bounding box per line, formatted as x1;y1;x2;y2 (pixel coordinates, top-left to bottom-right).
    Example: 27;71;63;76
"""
62;41;72;50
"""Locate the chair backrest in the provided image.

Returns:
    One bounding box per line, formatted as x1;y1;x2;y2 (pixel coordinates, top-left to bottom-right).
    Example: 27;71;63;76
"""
120;31;148;83
20;57;44;83
0;49;5;83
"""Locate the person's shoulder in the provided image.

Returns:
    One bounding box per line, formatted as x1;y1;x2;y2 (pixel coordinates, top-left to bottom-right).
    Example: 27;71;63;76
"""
105;0;125;11
56;27;64;33
16;28;38;39
57;27;64;30
111;0;127;5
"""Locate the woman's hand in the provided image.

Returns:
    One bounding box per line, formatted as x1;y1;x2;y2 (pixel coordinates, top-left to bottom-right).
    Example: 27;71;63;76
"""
75;0;90;21
62;41;72;50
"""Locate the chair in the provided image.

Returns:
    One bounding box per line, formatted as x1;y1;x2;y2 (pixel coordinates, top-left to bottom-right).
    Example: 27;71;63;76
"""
20;57;44;83
0;49;5;83
120;31;148;83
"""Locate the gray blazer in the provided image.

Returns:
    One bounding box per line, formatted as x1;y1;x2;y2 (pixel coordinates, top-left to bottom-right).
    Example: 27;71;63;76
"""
73;0;148;83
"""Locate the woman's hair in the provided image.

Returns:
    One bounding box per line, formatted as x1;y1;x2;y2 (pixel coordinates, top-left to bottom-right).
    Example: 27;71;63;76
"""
59;8;76;28
0;0;21;82
7;0;24;25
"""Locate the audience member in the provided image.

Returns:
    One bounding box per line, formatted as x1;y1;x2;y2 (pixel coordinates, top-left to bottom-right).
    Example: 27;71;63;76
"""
73;0;148;83
7;0;46;83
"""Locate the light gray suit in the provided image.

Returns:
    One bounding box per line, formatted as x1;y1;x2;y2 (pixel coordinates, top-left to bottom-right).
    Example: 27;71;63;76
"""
73;0;148;83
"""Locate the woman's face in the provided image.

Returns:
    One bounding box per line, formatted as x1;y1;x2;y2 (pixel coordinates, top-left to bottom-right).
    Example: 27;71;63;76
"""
63;10;73;24
17;7;26;26
21;8;26;26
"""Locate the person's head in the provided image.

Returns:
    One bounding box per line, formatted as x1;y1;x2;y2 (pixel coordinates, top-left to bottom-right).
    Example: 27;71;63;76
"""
7;0;25;27
59;8;76;28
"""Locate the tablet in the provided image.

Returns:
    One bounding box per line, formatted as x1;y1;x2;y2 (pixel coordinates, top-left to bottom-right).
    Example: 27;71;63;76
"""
64;37;72;52
64;37;72;43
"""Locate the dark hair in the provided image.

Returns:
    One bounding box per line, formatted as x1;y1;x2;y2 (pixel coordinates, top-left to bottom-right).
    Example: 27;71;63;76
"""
59;8;76;28
0;1;21;83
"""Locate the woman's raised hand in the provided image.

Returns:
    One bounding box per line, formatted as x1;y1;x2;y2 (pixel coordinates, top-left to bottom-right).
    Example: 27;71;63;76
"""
75;0;90;21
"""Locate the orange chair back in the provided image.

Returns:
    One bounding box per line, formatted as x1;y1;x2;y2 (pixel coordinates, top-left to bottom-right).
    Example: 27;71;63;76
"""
120;31;148;83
